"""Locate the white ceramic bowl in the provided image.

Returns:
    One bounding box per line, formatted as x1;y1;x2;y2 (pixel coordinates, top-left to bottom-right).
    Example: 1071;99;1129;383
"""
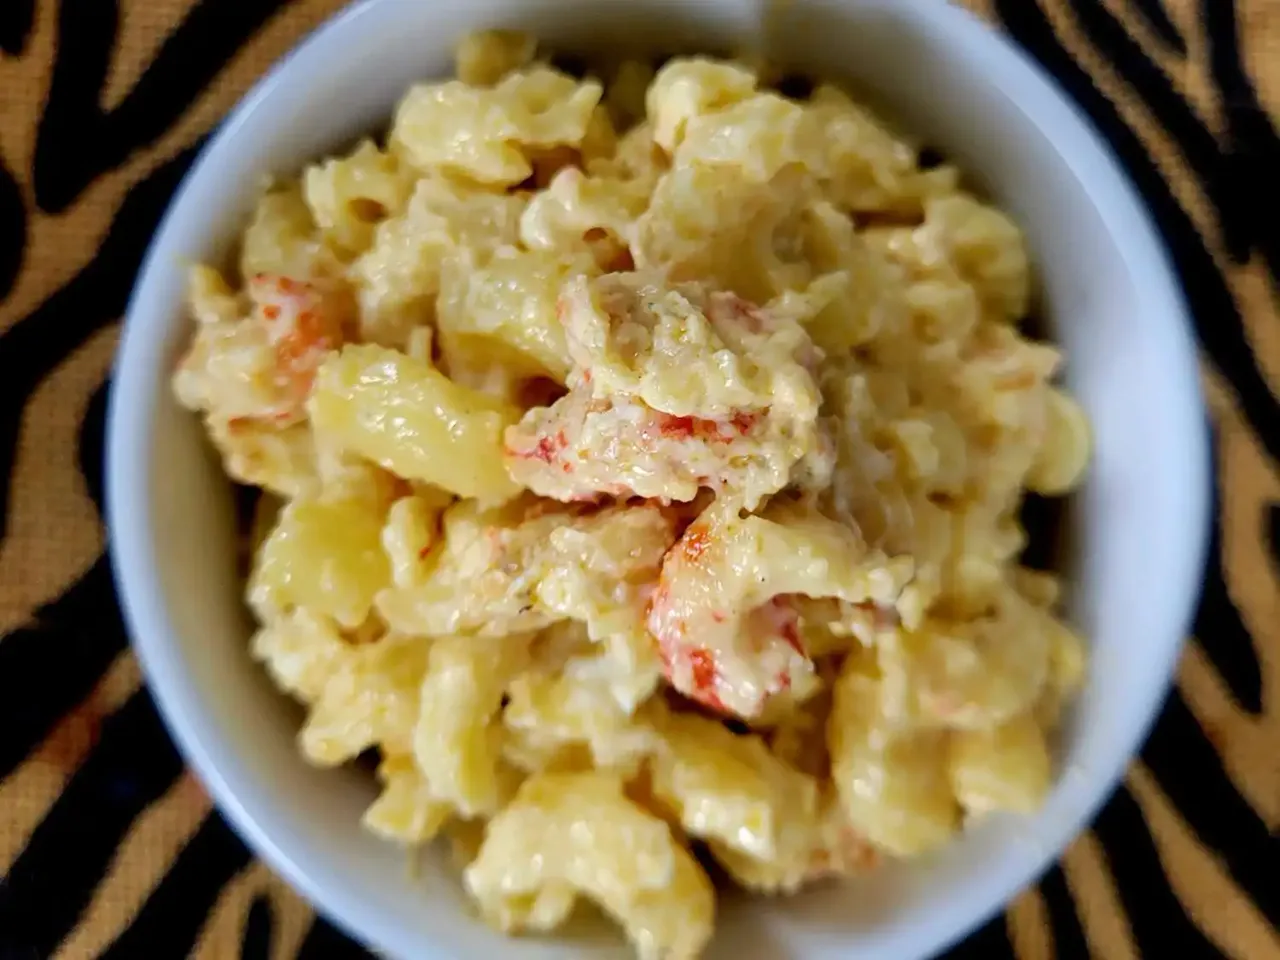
107;0;1210;957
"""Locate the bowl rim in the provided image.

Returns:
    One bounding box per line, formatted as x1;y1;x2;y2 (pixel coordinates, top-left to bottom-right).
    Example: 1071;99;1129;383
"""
106;0;1212;957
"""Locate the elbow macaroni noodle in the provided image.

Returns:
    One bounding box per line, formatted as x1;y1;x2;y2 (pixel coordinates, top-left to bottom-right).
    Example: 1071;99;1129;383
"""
173;29;1092;959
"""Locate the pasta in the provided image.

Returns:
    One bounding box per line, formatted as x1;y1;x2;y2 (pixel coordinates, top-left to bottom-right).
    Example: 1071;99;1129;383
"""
174;32;1092;958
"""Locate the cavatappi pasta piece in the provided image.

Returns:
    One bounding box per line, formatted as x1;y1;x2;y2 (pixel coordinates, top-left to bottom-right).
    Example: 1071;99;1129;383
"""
413;634;532;817
454;28;537;86
377;499;674;640
586;120;665;186
647;708;820;868
436;247;593;383
250;608;351;706
948;711;1052;817
912;194;1031;321
352;177;527;348
805;84;940;216
648;498;915;718
239;182;339;282
503;649;659;775
1027;388;1091;495
299;632;430;766
464;772;715;960
771;199;907;356
188;264;244;325
712;791;880;894
380;489;452;589
390;66;602;185
206;420;320;500
309;344;522;504
1036;618;1088;730
675;93;815;183
362;754;452;844
302;140;415;258
378;498;560;638
878;584;1054;731
829;652;960;856
249;472;394;628
519;166;650;259
633;162;815;303
646;57;757;152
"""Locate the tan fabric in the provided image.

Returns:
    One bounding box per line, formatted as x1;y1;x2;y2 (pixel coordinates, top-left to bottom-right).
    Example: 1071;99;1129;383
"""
0;0;1275;956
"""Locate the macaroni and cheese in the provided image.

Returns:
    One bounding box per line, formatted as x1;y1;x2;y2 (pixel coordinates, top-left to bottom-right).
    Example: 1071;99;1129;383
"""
174;30;1091;960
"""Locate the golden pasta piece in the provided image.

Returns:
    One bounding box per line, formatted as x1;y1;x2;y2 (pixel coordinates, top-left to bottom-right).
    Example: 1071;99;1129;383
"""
454;29;537;86
239;183;337;282
414;634;532;817
633;162;815;303
518;166;650;258
806;84;929;215
248;483;392;629
302;140;415;257
1028;388;1091;495
309;344;522;504
918;194;1031;321
436;247;592;383
300;632;430;765
465;772;715;960
353;177;527;348
879;585;1053;731
503;650;658;775
391;67;602;185
676;93;815;182
949;711;1052;816
250;608;351;706
362;754;452;844
829;653;960;856
381;490;451;589
646;57;758;152
648;708;820;868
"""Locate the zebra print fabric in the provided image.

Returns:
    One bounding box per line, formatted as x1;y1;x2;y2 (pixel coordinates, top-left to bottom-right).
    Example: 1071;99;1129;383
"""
0;1;1276;957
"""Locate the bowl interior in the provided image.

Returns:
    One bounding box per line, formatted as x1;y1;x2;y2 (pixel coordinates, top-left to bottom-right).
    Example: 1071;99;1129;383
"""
108;0;1208;958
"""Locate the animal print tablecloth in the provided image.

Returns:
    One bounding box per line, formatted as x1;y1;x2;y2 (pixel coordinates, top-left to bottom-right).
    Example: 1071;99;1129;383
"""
0;1;1276;957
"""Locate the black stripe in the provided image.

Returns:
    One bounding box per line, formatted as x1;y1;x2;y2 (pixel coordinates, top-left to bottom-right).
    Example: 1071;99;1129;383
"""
1192;429;1262;713
295;917;372;960
0;554;127;780
0;155;24;304
1038;864;1090;959
0;142;198;545
1091;786;1222;958
1125;0;1187;54
941;911;1016;959
78;379;109;517
995;0;1280;471
240;894;274;960
0;690;184;957
1202;0;1280;283
1141;690;1280;922
33;0;289;213
0;0;34;57
97;814;252;960
1067;0;1249;262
